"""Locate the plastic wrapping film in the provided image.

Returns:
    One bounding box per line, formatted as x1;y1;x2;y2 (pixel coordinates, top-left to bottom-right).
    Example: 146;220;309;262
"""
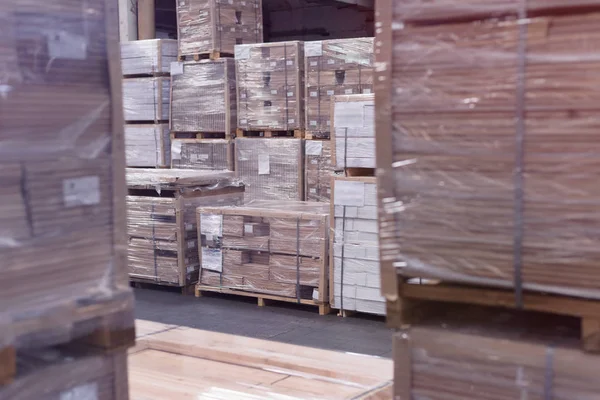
0;0;134;353
235;138;304;202
393;304;600;399
122;77;170;122
332;94;375;170
121;39;177;76
171;139;234;171
236;41;305;131
305;38;374;138
125;124;171;168
378;5;600;301
0;347;128;400
197;201;329;302
331;177;384;315
305;140;334;202
170;59;236;134
127;168;244;286
177;0;263;57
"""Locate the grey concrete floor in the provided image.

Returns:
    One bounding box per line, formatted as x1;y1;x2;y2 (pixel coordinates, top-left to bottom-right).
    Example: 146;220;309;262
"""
134;287;393;358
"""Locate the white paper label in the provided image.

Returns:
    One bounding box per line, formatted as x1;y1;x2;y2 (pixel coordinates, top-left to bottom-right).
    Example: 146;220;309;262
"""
287;91;293;97
185;223;195;231
191;153;209;162
327;59;335;65
187;265;195;273
240;119;248;124
271;89;278;94
48;31;87;60
310;188;317;194
230;27;235;32
60;383;98;400
288;119;295;124
312;289;319;300
241;93;247;99
286;60;293;66
305;42;323;57
170;61;184;76
310;91;318;97
310;61;318;67
270;61;277;67
171;141;182;159
202;248;223;272
201;214;223;236
244;224;254;234
345;89;354;94
188;240;196;249
310;120;318;126
335;181;366;206
326;90;334;96
258;154;270;175
305;141;323;156
63;176;100;208
362;88;372;94
235;45;251;60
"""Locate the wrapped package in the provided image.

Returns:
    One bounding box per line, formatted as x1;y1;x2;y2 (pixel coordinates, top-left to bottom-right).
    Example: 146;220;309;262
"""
305;38;374;139
177;0;263;57
332;94;375;170
331;177;384;315
235;138;304;202
0;0;134;373
394;304;600;399
376;7;600;304
170;59;236;135
305;140;334;202
123;77;170;122
125;124;171;168
197;201;329;307
0;347;128;400
171;139;234;171
121;39;177;76
127;169;244;286
236;41;305;131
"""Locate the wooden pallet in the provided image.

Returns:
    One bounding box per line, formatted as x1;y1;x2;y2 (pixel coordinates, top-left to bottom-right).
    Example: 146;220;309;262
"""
178;51;233;62
196;286;331;316
130;279;196;296
391;279;600;352
341;167;376;177
305;131;330;140
123;72;170;79
236;128;304;139
171;131;234;140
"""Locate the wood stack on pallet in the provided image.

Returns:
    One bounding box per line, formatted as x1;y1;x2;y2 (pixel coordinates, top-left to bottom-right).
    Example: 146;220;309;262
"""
375;0;600;396
0;0;135;396
196;201;331;314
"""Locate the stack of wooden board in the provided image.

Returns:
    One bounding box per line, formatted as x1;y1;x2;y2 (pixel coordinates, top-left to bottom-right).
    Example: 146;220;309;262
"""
0;0;135;390
121;39;177;168
196;201;330;314
126;169;244;289
332;94;375;171
305;140;335;202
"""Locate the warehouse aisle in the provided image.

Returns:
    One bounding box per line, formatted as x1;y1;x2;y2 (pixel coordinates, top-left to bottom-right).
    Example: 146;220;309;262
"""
134;288;392;357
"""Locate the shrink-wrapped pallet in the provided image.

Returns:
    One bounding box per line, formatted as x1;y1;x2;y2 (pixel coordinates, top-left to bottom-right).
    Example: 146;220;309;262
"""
331;177;384;315
305;38;374;138
376;5;600;303
0;0;134;367
170;59;236;135
171;139;234;171
127;169;244;286
305;140;334;202
125;124;171;168
177;0;263;57
332;94;375;170
235;138;304;202
121;39;177;76
123;77;170;122
236;41;304;131
197;201;329;308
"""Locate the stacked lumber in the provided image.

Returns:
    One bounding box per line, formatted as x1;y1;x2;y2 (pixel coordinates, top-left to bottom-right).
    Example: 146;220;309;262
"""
305;38;374;139
0;0;135;389
236;41;305;132
126;169;244;287
305;140;334;202
176;0;263;58
196;201;330;312
235;138;304;201
121;39;177;77
332;94;375;170
331;177;384;315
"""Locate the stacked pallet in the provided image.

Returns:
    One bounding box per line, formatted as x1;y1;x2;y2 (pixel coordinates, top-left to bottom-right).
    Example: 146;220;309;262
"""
170;59;236;171
126;169;244;290
196;201;330;314
376;0;600;396
305;140;335;202
0;0;134;392
121;39;175;168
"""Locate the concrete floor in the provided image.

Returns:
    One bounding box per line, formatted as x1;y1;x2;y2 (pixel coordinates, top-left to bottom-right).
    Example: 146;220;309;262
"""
134;287;393;358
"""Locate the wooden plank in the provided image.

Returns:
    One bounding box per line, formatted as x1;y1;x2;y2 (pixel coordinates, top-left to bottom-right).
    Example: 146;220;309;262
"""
137;0;155;40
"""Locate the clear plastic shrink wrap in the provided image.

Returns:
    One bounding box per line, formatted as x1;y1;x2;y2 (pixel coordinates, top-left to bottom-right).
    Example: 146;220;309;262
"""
170;59;236;134
122;77;170;122
125;124;171;168
177;0;263;57
376;1;600;300
197;201;329;302
120;39;177;76
171;139;234;171
332;93;375;170
235;138;304;202
0;0;134;357
236;41;304;131
126;169;244;286
305;140;334;202
305;38;374;138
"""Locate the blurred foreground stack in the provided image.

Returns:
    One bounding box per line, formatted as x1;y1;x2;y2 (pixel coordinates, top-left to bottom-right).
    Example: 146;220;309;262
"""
0;0;134;397
375;0;600;396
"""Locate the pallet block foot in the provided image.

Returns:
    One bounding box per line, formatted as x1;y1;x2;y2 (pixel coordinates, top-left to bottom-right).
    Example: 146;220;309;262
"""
337;309;356;318
258;298;267;307
319;304;332;316
75;310;136;351
582;318;600;353
0;346;16;386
